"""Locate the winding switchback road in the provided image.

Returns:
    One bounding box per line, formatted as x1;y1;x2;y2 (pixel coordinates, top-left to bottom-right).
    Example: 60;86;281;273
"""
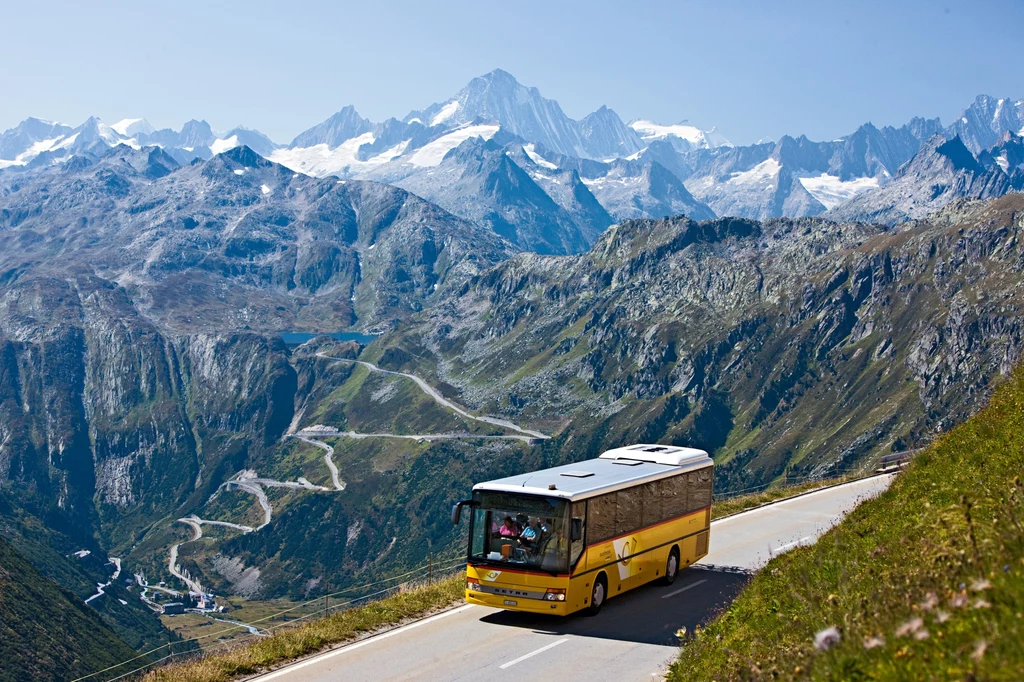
291;435;345;490
250;474;894;682
84;557;121;604
295;428;541;445
315;354;549;440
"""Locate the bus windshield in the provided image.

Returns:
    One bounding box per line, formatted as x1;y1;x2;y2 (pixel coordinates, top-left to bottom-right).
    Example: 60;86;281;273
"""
469;491;570;573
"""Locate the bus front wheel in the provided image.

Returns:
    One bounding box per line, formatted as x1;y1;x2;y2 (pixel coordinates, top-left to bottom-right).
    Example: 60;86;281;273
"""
663;547;680;585
586;574;607;616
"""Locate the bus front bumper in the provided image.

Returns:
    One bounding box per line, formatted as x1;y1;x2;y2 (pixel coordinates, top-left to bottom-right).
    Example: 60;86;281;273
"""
465;589;572;615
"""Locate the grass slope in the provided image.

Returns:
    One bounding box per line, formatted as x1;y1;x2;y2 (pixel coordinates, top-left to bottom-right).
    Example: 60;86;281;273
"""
0;536;142;682
669;368;1024;681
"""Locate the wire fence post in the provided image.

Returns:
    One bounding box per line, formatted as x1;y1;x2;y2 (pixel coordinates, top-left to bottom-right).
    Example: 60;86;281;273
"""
324;577;329;619
428;553;433;584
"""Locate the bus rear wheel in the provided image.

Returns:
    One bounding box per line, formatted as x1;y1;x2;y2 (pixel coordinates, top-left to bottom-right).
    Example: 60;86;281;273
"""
663;547;680;585
586;574;607;616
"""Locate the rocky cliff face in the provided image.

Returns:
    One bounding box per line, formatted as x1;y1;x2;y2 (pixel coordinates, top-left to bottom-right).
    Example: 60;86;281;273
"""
0;145;511;334
0;144;512;604
828;135;1020;225
382;194;1024;488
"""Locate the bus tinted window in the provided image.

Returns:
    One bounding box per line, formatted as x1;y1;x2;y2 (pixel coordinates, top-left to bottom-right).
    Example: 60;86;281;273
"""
663;473;689;517
641;481;663;527
588;493;617;543
615;486;643;536
689;469;713;509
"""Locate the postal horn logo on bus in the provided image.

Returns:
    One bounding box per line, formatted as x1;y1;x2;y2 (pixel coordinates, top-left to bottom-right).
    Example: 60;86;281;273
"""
483;570;502;582
612;536;642;580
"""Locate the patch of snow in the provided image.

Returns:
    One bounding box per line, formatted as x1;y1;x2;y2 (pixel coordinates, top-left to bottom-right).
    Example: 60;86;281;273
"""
270;132;378;177
261;184;271;194
406;124;500;167
233;169;245;175
995;152;1010;173
407;117;423;125
798;173;879;209
726;158;781;186
0;135;69;167
430;101;459;127
111;118;154;137
367;243;376;250
630;120;732;148
523;143;558;169
210;135;240;155
73;549;91;558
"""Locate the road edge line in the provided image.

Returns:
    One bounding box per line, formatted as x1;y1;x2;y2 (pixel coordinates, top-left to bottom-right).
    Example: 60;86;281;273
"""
243;603;474;681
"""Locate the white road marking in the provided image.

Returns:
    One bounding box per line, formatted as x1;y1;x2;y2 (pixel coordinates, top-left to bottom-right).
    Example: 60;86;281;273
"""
498;638;570;670
253;605;476;680
661;578;708;599
770;536;812;554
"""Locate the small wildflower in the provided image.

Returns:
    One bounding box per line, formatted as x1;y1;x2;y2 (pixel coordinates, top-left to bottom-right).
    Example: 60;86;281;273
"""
935;610;950;623
950;593;968;608
970;578;992;592
972;598;991;609
913;629;930;641
862;635;885;649
794;666;803;674
1005;565;1011;572
971;640;988;662
814;626;841;651
675;626;687;639
919;592;938;611
896;617;924;637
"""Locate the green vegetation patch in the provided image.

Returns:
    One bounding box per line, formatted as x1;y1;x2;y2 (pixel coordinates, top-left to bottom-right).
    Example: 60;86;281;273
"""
669;368;1024;681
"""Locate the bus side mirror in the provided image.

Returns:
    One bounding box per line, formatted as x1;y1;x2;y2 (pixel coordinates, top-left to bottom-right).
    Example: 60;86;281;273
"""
451;500;472;526
570;518;583;542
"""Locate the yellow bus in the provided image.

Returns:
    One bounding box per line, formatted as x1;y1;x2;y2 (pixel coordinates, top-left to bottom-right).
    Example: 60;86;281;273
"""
451;444;713;616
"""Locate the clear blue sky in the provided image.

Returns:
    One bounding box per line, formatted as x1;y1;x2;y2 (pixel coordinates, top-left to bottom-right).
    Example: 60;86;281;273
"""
1;0;1021;145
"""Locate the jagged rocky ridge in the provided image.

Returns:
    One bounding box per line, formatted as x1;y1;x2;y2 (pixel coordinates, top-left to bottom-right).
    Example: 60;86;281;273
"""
0;144;510;333
380;194;1024;491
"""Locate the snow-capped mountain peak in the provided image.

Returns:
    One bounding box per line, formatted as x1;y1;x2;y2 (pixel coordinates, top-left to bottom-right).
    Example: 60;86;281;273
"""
111;118;155;138
629;119;732;151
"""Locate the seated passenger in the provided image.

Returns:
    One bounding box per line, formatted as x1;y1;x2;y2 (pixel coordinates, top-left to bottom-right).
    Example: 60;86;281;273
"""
518;518;542;550
498;515;519;538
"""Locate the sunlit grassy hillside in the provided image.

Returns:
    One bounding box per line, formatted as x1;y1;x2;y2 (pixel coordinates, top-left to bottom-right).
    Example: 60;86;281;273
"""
669;368;1024;680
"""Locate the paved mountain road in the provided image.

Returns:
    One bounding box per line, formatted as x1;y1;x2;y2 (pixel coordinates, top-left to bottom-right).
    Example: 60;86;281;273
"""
315;354;550;439
250;474;894;682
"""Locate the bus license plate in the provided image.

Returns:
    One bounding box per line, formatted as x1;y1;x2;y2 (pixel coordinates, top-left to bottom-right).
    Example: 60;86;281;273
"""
503;599;518;606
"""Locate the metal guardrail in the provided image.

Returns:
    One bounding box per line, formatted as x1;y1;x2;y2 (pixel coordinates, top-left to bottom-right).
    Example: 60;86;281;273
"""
713;448;924;502
878;448;922;469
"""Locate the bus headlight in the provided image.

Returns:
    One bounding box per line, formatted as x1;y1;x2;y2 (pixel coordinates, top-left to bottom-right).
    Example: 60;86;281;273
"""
544;588;566;601
467;578;482;592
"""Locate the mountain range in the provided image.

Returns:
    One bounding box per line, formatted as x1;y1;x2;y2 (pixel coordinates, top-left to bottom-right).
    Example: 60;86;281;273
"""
7;72;1020;256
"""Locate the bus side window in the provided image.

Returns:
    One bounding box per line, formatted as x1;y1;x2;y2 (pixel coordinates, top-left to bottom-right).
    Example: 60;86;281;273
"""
663;473;688;518
641;481;663;528
588;493;617;543
615;486;643;536
688;469;713;511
